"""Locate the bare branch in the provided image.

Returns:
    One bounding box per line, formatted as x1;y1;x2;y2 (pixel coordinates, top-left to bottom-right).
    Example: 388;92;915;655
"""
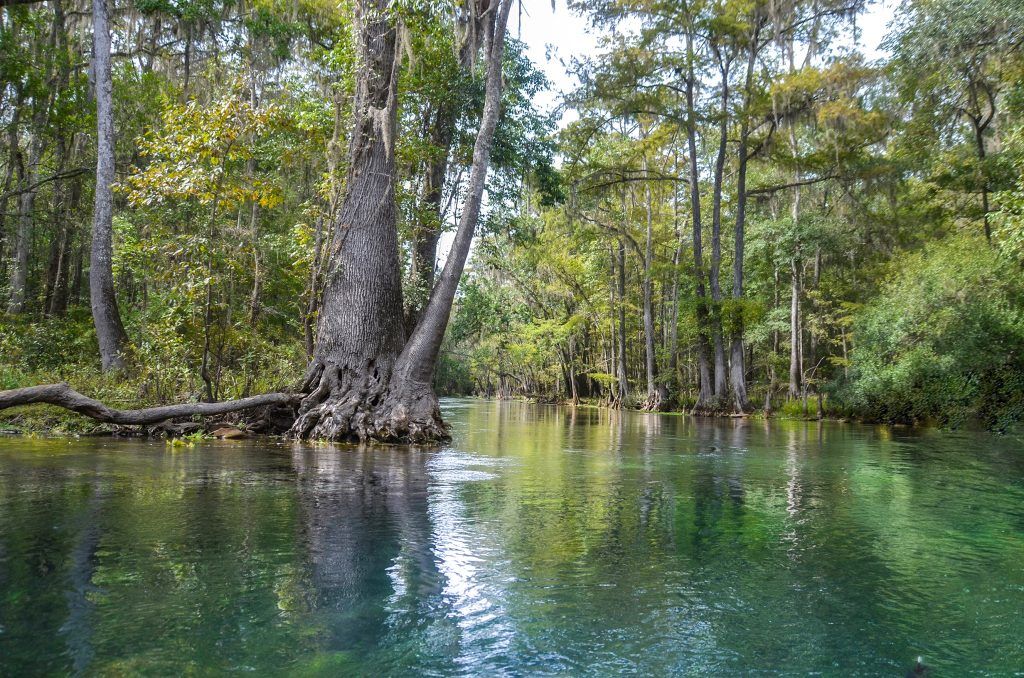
0;167;93;202
747;174;840;196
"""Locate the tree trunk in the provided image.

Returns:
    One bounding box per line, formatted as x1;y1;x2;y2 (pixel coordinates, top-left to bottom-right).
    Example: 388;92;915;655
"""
6;0;60;314
709;47;730;403
765;259;780;413
247;198;262;325
667;176;683;402
43;137;69;316
289;0;410;441
70;239;84;305
405;15;480;333
607;244;618;406
291;0;512;443
729;23;760;414
685;31;714;412
641;154;660;410
8;127;48;315
566;342;579;405
806;246;821;404
0;382;297;426
381;0;513;434
405;111;446;331
0;87;25;288
788;255;802;399
616;238;629;406
786;39;804;402
405;102;451;333
973;120;991;242
90;0;132;371
7;173;36;314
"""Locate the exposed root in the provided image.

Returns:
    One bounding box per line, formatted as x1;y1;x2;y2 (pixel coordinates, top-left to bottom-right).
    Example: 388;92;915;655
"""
288;360;449;443
691;396;731;417
640;386;671;412
374;376;448;443
0;364;450;443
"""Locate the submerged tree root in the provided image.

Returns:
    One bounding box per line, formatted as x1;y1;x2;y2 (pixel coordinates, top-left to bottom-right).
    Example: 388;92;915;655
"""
0;382;300;427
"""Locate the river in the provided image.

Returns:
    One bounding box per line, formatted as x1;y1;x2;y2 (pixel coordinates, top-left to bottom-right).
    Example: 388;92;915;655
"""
1;399;1022;675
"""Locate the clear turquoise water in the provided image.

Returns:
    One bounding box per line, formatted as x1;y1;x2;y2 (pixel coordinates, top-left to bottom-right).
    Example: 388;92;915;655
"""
1;399;1023;675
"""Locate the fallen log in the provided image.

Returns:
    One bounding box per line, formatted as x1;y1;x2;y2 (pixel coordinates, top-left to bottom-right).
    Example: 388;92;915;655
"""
0;382;299;426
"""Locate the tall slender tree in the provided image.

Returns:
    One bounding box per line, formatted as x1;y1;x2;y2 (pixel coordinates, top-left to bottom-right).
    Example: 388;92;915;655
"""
90;0;131;371
382;0;514;434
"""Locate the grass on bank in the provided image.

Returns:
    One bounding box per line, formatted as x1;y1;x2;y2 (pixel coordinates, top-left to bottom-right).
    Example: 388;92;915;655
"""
0;310;304;435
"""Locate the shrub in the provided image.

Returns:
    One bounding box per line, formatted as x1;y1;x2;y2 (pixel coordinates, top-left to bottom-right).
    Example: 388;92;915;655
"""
839;234;1024;430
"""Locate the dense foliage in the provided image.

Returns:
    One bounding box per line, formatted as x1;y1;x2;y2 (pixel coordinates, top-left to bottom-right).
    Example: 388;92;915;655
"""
438;0;1024;430
842;235;1024;430
0;0;550;430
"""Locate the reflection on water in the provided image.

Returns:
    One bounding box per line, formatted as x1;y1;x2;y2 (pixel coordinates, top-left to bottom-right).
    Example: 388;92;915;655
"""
1;400;1023;675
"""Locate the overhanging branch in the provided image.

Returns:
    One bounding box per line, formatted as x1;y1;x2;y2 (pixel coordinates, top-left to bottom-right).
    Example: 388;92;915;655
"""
747;174;839;196
0;167;93;202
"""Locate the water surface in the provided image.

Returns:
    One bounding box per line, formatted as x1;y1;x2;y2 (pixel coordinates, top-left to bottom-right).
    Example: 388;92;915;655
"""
1;400;1023;675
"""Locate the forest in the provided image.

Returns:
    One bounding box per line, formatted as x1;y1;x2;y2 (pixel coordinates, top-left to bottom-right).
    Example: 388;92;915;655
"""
0;0;1023;437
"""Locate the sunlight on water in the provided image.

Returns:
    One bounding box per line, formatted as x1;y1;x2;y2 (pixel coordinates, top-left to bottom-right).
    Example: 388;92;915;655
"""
1;400;1023;675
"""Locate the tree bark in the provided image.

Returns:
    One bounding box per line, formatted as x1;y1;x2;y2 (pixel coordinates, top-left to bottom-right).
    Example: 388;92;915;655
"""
8;0;60;313
616;237;629;406
7;171;36;314
0;86;24;288
640;153;660;410
405;102;451;332
381;0;513;434
786;34;805;402
709;45;730;403
729;21;760;414
290;0;513;443
788;254;802;399
404;21;479;333
44;137;69;316
667;172;683;402
90;0;132;371
289;0;411;441
973;119;991;242
685;30;715;413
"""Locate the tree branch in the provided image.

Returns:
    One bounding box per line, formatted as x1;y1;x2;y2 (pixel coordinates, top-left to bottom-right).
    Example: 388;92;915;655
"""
0;382;299;425
748;174;839;196
0;167;93;202
580;173;689;193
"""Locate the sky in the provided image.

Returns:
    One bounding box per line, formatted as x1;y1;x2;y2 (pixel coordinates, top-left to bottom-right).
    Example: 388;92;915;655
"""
514;0;900;125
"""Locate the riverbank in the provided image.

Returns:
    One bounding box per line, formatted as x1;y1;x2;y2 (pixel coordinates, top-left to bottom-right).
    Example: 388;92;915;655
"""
1;378;1018;439
455;394;1023;437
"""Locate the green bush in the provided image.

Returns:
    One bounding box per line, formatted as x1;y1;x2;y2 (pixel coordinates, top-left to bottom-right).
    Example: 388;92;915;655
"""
839;234;1024;430
0;305;306;433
